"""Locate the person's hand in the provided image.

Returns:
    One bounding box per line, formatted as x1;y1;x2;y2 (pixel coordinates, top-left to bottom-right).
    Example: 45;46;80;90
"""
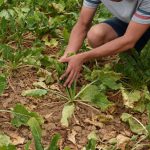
59;54;84;88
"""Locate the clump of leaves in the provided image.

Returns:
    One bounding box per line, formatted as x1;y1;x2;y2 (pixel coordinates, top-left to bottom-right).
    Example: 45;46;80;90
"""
115;47;150;89
121;113;148;135
11;103;44;127
121;87;150;113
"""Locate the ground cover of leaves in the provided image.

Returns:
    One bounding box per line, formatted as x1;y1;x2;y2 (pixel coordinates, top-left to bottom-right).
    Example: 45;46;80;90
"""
0;61;150;150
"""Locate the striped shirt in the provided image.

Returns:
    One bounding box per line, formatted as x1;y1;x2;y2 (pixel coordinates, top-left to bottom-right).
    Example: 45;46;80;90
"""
83;0;150;24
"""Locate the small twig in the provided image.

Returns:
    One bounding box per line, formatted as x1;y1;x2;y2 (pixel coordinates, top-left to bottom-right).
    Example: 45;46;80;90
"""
131;136;148;150
7;77;16;93
132;116;149;134
0;110;12;113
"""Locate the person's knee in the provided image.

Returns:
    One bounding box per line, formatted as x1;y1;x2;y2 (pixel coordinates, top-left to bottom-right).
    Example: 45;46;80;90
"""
87;24;106;48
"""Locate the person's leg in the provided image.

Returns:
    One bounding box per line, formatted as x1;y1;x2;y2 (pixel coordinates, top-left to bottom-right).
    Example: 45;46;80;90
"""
87;23;118;48
87;17;128;48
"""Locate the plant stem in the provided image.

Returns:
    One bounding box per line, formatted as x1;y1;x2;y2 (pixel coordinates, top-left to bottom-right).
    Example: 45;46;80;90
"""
132;116;149;135
131;135;148;150
0;110;12;113
75;100;101;113
49;89;69;101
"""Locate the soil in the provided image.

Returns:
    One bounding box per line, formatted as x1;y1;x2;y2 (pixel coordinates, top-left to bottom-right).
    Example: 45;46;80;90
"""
0;45;150;150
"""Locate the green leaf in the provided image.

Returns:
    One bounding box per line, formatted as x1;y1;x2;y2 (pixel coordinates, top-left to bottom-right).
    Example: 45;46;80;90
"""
21;89;47;97
0;134;11;147
27;117;43;150
61;103;75;127
0;75;7;95
80;85;99;102
0;134;16;150
11;103;44;127
0;144;16;150
0;44;14;62
63;28;70;43
64;147;71;150
134;101;145;113
85;139;96;150
92;92;112;111
80;85;112;111
0;0;4;6
91;70;121;90
121;113;147;135
47;134;61;150
24;141;31;150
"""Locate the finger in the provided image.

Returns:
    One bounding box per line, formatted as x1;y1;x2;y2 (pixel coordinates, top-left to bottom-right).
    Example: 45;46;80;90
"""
59;57;69;63
68;72;78;88
64;70;75;87
74;73;80;82
60;66;71;80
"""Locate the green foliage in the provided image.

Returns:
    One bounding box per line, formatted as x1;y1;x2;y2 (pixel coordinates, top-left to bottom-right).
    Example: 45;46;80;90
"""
121;113;148;135
0;134;11;147
0;74;6;95
24;141;32;150
0;144;16;150
11;103;44;127
91;69;122;90
0;133;16;150
27;117;43;150
85;139;97;150
115;48;150;89
47;134;61;150
80;85;112;111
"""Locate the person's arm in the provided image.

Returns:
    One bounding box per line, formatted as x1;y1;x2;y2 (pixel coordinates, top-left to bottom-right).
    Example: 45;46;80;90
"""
81;21;150;61
60;21;150;87
60;7;97;58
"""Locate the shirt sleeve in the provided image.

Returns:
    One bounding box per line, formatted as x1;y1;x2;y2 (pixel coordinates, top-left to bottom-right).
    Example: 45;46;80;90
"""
83;0;101;8
132;0;150;24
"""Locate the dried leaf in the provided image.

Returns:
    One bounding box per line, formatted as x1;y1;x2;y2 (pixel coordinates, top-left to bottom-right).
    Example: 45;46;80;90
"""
61;103;75;127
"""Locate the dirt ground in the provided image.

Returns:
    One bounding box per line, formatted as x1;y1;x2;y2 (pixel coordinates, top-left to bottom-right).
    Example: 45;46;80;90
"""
0;66;149;150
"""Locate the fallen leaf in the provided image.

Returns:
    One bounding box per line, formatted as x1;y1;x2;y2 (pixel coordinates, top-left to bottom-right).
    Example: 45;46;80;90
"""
9;133;25;145
116;134;130;150
61;103;75;127
68;130;77;144
84;118;103;128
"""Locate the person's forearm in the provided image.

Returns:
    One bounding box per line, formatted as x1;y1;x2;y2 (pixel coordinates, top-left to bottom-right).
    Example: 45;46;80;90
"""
81;35;135;62
65;22;90;55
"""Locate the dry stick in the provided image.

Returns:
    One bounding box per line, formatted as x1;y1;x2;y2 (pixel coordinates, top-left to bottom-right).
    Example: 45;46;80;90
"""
132;116;149;134
8;77;16;93
131;116;149;150
131;136;148;150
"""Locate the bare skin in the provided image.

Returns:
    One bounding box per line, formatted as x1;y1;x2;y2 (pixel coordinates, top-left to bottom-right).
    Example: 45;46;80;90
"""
59;6;150;88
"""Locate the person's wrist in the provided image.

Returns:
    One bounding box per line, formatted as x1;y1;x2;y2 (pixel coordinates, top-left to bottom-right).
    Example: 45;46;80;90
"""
78;52;87;63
